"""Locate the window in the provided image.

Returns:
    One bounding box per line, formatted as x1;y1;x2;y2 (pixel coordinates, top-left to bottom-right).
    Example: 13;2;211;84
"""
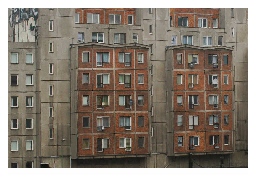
96;52;109;66
26;96;33;107
182;35;193;45
11;141;18;151
189;136;199;148
96;95;109;108
82;139;90;149
11;163;18;168
189;115;199;129
49;42;53;53
198;18;207;28
223;55;228;65
109;14;121;24
231;8;234;18
209;115;219;127
224;95;229;104
118;53;131;66
11;75;18;86
114;33;126;44
49;128;54;139
177;74;182;85
26;161;33;168
11;119;18;129
138;95;144;106
138;53;144;63
151;106;154;116
75;13;80;23
213;19;218;28
209;135;219;146
49;20;53;31
171;35;177;45
178;136;183;147
208;95;219;106
97;117;110;130
119;138;132;151
177;95;183;105
188;95;199;107
150;44;153;54
149;25;153;34
138;116;144;127
188;74;198;88
78;32;84;43
170;16;172;27
26;140;33;151
26;74;33;85
82;95;89;106
224;75;229;84
218;36;223;46
97;74;109;88
82;52;89;63
92;32;104;43
11;53;18;64
128;15;133;25
133;33;138;43
26;54;33;64
178;17;188;27
208;54;218;65
224;115;229;125
11;96;18;107
26;118;33;129
149;8;153;14
224;135;229;145
81;73;89;84
97;138;109;152
231;27;235;37
49;63;54;74
203;36;212;46
49;107;53;117
138;137;144;148
208;75;218;88
83;117;89;128
119;95;131;108
138;74;144;84
119;74;131;88
119;116;131;129
49;85;53;96
87;13;99;24
177;115;183;126
188;54;198;64
177;53;182;64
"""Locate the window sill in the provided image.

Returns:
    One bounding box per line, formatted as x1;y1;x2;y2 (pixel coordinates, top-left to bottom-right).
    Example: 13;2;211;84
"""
11;128;18;130
26;128;33;130
11;106;19;108
26;63;34;65
26;106;34;108
26;85;34;86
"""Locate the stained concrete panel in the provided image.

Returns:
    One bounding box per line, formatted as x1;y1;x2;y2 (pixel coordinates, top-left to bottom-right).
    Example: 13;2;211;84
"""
234;62;248;81
235;102;248;121
235;82;248;101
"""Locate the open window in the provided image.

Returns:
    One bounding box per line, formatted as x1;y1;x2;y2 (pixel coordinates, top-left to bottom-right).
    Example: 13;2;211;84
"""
97;138;109;152
209;75;218;88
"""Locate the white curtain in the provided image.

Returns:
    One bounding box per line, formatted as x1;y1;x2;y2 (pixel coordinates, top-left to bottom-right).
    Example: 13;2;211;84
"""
103;74;109;84
83;96;88;105
177;96;182;104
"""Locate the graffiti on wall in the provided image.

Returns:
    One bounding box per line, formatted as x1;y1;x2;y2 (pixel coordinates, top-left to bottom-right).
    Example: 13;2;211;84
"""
9;8;38;42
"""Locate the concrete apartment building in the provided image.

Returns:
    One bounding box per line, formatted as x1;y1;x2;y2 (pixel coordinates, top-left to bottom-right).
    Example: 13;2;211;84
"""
8;8;248;168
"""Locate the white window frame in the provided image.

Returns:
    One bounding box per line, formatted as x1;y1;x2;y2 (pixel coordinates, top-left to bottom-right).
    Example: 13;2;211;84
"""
119;138;132;149
82;73;89;84
213;18;218;28
82;138;90;149
49;128;54;139
178;17;188;27
138;95;144;106
182;35;193;45
188;54;199;64
177;74;183;85
92;32;104;43
177;95;183;105
118;52;131;66
198;18;208;28
49;85;53;96
190;136;199;146
82;95;89;106
208;74;218;88
149;8;153;14
208;95;219;105
177;53;183;64
188;95;199;105
96;95;110;108
177;115;183;126
171;35;177;45
96;52;109;66
82;52;90;63
49;107;54;117
209;135;219;145
26;74;33;86
26;118;33;129
87;13;99;24
138;74;144;84
26;96;33;107
224;75;229;84
49;20;53;31
11;52;18;64
209;115;219;125
49;63;54;74
114;33;126;44
133;33;138;43
11;119;18;129
75;13;80;23
127;15;133;25
119;95;131;106
109;14;121;24
203;36;212;46
11;96;18;107
189;115;199;129
97;138;109;152
26;53;33;64
78;32;84;43
11;140;18;151
188;74;198;85
178;136;183;147
224;135;229;145
26;140;33;151
138;53;144;63
11;74;18;86
97;116;110;128
119;116;131;130
96;73;110;88
119;74;131;88
49;42;53;53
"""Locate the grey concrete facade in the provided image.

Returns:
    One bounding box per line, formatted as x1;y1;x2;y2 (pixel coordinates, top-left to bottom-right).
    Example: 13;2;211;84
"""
8;8;248;168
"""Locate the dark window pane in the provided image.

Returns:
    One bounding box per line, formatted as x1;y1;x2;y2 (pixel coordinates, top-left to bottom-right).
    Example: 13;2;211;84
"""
11;163;18;168
83;117;89;127
138;137;144;148
138;116;144;127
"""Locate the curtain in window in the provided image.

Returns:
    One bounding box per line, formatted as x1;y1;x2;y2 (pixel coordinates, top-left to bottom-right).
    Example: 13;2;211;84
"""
97;118;102;126
208;37;212;45
102;139;108;148
26;54;32;63
93;14;99;23
177;53;182;63
212;75;218;84
115;15;121;24
214;115;219;123
119;138;124;147
177;75;182;85
102;96;108;106
83;96;88;105
26;75;32;85
224;95;228;104
82;74;89;83
203;37;207;45
171;35;177;45
188;36;192;45
114;34;119;43
11;53;17;63
109;15;114;24
188;54;192;63
213;96;218;104
103;53;109;63
120;34;126;44
212;55;218;63
192;55;198;63
96;53;102;65
188;75;192;84
103;74;109;84
26;141;32;150
177;96;182;104
98;33;103;42
209;115;213;125
125;75;131;87
182;36;187;44
138;75;143;83
11;141;17;151
119;53;124;63
177;115;183;126
125;117;130;126
194;116;198;125
198;19;202;27
126;138;131;147
209;96;214;104
119;117;124;126
103;117;109;127
26;97;32;106
87;13;92;23
119;75;124;83
189;115;193;126
124;53;130;65
119;96;124;106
